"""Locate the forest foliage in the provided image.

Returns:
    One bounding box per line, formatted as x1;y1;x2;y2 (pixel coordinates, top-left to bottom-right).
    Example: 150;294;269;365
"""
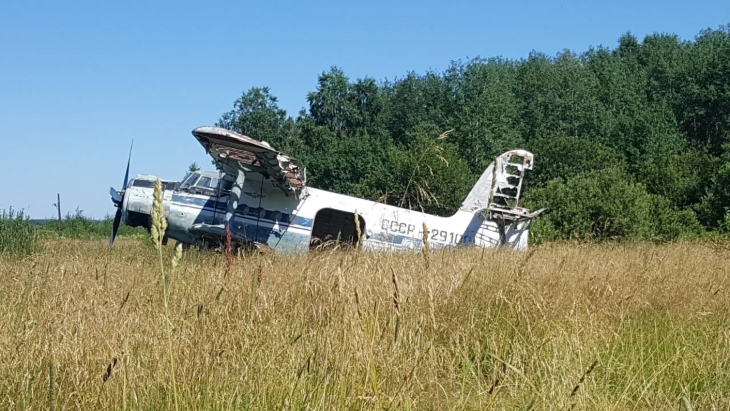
217;26;730;243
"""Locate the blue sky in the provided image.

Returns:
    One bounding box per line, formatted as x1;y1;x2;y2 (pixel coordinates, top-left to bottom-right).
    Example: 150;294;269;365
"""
1;0;727;219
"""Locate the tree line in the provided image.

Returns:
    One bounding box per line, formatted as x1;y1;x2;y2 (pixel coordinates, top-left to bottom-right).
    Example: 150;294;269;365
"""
216;25;730;243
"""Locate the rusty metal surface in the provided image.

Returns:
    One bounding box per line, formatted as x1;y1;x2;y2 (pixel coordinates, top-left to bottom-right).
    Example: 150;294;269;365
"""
192;126;305;195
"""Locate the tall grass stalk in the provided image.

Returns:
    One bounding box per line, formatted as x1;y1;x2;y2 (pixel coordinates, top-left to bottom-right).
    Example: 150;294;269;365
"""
421;222;431;269
354;209;363;252
398;129;452;212
151;178;179;411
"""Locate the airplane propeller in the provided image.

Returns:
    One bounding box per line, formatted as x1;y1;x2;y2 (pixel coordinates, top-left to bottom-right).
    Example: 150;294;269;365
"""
109;141;133;248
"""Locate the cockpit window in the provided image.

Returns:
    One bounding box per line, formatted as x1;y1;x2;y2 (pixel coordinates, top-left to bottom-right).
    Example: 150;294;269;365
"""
191;176;222;190
131;179;155;188
196;176;212;188
162;181;177;191
132;179;177;190
182;173;199;187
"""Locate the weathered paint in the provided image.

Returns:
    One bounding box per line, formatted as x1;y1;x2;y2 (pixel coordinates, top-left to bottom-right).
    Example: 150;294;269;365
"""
192;126;306;195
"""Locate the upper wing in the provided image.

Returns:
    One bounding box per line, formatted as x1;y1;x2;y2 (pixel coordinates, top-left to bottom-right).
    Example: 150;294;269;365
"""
192;126;306;196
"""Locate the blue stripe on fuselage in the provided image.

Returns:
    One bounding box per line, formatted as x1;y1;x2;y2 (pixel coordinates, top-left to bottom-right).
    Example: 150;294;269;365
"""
170;193;313;228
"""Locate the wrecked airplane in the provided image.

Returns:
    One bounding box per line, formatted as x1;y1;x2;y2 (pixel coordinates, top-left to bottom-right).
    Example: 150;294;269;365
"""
109;126;544;253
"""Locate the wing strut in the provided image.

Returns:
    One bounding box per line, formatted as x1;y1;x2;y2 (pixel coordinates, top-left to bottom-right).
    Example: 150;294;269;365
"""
187;166;271;253
225;169;246;231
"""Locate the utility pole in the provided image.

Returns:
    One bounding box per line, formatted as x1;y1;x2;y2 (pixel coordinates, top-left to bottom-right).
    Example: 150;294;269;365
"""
55;193;62;222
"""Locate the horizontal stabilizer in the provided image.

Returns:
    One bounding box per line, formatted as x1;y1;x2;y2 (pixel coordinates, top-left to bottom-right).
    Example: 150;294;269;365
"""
110;187;123;205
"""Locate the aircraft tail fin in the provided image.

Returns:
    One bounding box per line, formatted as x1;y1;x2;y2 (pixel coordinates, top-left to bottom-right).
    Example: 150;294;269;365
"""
460;150;543;220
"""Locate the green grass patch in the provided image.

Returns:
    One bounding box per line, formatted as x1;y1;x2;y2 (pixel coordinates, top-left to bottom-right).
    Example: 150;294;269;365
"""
0;208;39;256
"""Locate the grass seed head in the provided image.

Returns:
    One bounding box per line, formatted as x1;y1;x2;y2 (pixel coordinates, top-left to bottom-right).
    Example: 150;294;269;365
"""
150;178;168;250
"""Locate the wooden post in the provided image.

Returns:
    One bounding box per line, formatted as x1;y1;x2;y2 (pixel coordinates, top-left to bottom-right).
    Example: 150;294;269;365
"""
56;193;62;222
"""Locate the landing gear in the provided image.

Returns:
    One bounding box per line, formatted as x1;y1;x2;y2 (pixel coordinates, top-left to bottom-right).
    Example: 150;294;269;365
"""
126;210;151;230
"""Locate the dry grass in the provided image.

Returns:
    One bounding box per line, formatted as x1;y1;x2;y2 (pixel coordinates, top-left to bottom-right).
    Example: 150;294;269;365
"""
1;239;729;410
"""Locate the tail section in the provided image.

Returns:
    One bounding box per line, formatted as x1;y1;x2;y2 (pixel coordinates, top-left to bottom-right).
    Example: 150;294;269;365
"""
460;150;544;221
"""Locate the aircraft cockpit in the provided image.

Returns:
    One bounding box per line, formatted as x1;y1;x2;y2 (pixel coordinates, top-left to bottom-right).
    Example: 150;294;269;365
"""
179;170;233;196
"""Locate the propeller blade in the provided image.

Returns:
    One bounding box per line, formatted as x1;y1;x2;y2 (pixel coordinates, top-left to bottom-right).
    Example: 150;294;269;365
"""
122;140;133;190
109;140;133;250
110;187;123;204
109;207;123;248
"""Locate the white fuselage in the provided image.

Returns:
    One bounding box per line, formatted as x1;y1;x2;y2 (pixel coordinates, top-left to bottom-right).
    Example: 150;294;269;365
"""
123;172;530;253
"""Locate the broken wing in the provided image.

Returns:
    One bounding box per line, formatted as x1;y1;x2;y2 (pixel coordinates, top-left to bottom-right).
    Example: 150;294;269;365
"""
192;126;306;196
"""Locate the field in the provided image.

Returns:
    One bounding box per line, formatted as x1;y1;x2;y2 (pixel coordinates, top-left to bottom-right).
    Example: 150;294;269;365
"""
1;239;729;410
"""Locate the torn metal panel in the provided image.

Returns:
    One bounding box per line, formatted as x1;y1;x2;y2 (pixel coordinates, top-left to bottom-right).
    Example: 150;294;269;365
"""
460;150;532;211
192;126;306;196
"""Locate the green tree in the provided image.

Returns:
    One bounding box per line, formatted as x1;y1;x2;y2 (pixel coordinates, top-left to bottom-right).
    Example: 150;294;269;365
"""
368;126;472;216
216;86;298;151
306;67;354;134
524;168;703;243
450;58;524;173
675;26;730;155
524;135;626;189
